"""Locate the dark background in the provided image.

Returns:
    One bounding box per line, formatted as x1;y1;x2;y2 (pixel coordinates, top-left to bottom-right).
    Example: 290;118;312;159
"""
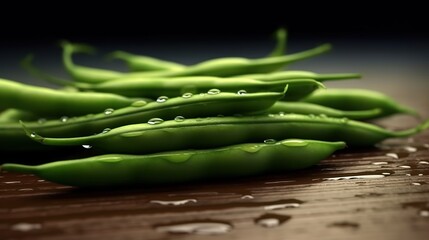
1;7;427;44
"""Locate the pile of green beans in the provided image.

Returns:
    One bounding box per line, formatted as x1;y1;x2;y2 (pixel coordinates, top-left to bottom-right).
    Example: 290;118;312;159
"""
1;29;427;188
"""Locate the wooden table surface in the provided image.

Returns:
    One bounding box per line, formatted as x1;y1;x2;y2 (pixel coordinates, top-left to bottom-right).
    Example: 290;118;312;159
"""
1;40;428;240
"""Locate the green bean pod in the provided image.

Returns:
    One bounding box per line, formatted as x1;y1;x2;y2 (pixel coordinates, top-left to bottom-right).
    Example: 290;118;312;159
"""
109;28;287;72
2;139;345;187
73;78;323;100
266;102;382;120
59;42;331;83
267;28;287;57
23;63;325;100
108;51;186;72
0;78;134;117
301;88;418;117
26;114;429;153
0;90;284;151
237;71;361;82
0;109;39;123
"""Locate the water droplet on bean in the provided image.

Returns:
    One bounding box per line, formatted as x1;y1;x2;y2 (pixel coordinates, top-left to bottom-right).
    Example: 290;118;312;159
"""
340;117;349;123
156;96;168;103
174;116;185;122
182;93;193;98
282;139;309;147
30;132;36;138
102;128;111;134
104;108;114;115
82;144;92;149
264;139;276;144
242;145;263;153
207;89;220;95
37;118;46;124
60;116;68;122
148;118;164;125
131;100;147;107
237;90;247;95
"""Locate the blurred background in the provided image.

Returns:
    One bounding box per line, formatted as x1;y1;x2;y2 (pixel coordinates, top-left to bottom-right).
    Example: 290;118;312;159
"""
0;7;428;116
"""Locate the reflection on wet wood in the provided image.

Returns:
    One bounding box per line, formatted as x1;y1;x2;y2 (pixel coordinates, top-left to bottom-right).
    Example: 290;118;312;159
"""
1;128;428;240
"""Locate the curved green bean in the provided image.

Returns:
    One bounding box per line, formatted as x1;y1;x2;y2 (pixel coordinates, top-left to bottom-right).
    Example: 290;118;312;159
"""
2;139;345;187
267;28;287;57
25;114;429;153
108;51;186;72
266;102;382;120
0;78;134;117
108;28;288;72
237;71;361;82
301;88;418;117
60;41;331;83
0;109;39;123
0;90;284;151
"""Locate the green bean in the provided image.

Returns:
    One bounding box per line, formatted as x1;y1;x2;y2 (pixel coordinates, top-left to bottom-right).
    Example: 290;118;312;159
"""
0;109;39;123
59;41;331;83
0;78;134;117
65;78;321;100
237;71;361;82
267;28;287;57
25;114;429;153
108;28;288;72
266;102;382;120
108;51;186;72
23;62;324;100
1;139;345;187
301;88;418;117
0;90;284;151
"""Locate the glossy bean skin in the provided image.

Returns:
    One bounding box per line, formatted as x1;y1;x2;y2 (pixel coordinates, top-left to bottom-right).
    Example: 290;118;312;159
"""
0;91;284;151
60;42;331;83
237;71;361;82
2;139;345;187
24;64;324;101
72;78;324;100
266;102;382;120
301;88;418;117
110;28;287;72
28;114;429;153
0;78;134;117
0;109;39;123
109;51;186;72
